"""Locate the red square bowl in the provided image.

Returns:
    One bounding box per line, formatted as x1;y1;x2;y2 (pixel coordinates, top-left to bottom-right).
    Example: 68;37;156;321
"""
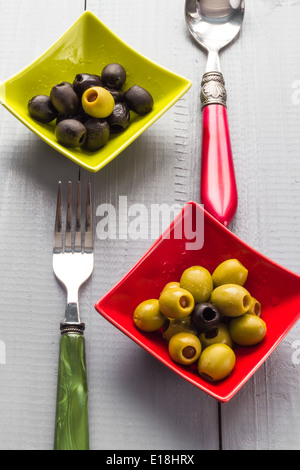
95;202;300;402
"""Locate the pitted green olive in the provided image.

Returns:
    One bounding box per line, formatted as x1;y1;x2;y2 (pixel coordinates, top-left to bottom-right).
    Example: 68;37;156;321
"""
133;299;166;332
180;266;213;304
82;86;115;118
229;314;266;346
211;284;251;317
247;297;261;317
199;323;233;350
161;282;180;293
212;259;248;287
198;343;236;382
168;332;202;365
159;287;195;319
163;317;197;342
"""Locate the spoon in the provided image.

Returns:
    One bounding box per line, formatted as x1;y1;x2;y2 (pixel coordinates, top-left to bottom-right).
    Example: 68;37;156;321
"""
185;0;245;227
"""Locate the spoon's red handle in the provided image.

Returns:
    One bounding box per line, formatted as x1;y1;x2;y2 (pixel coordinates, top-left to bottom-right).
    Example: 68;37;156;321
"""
200;72;238;227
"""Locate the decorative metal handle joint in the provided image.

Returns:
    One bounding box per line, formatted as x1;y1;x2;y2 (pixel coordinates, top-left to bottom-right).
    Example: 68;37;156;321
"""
201;71;227;109
60;322;85;335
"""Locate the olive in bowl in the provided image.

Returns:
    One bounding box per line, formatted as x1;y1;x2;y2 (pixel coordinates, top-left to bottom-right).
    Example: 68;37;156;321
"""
81;86;115;119
212;258;248;288
133;299;166;333
168;332;202;365
161;282;181;293
106;102;131;133
198;343;236;382
73;73;103;97
101;63;126;90
163;317;197;342
50;82;79;115
55;119;86;148
199;323;233;350
159;287;195;319
229;314;267;346
247;297;261;317
105;87;125;103
180;265;213;304
190;302;221;333
211;284;251;317
28;95;58;123
82;118;110;152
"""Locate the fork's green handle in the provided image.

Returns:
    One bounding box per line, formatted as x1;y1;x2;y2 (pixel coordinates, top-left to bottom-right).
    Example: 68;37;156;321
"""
54;328;89;450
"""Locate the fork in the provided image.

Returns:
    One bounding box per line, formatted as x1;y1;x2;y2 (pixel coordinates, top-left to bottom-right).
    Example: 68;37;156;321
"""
53;181;94;451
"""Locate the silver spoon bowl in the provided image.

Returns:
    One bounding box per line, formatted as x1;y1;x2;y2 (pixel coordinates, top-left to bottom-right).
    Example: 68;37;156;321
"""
185;0;245;227
185;0;245;71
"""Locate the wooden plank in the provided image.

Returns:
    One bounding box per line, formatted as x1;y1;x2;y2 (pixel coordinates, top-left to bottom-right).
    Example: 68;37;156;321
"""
82;0;220;450
220;0;300;450
85;0;300;450
0;0;84;450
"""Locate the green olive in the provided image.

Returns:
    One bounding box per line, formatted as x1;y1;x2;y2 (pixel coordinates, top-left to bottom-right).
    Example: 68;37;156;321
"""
198;343;236;382
247;297;261;317
133;299;166;332
180;266;213;304
82;86;115;118
163;317;197;342
159;287;195;319
199;323;233;350
229;314;267;346
168;332;202;365
161;282;181;293
212;259;248;287
210;284;251;317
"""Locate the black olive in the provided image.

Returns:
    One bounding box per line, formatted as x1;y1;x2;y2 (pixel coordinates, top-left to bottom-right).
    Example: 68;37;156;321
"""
124;85;153;115
28;95;58;123
82;118;110;152
106;102;130;133
101;63;126;90
190;303;221;333
56;112;86;125
50;82;79;115
55;119;86;148
105;87;125;103
73;73;103;98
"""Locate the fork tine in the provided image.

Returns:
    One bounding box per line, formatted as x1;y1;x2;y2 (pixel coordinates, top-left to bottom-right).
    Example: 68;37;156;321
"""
53;181;63;253
84;182;93;253
75;181;82;252
65;181;72;252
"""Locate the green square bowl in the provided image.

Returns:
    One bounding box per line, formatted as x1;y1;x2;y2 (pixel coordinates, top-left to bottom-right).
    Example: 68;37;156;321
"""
0;11;192;172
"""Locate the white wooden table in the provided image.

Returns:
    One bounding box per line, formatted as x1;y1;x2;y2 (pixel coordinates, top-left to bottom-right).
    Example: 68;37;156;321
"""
0;0;299;451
